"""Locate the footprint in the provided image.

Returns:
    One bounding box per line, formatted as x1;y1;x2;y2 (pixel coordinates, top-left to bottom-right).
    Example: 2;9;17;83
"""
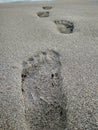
21;50;67;130
54;20;74;34
42;6;53;10
37;11;49;18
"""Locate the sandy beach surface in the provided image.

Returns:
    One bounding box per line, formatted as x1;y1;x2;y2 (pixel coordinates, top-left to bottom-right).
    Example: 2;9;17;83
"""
0;0;98;129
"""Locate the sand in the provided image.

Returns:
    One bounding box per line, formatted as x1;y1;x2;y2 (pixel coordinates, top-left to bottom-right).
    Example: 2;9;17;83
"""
0;0;98;129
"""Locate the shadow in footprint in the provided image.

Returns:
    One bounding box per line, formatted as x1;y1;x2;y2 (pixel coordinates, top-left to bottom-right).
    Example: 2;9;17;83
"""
42;6;53;10
37;11;49;18
54;20;74;34
21;50;67;130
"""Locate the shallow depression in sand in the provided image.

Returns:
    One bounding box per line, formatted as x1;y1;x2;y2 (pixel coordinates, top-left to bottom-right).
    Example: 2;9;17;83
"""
54;20;74;34
21;50;67;130
37;11;50;17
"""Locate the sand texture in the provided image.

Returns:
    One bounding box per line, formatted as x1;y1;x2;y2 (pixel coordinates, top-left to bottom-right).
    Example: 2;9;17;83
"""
0;0;98;130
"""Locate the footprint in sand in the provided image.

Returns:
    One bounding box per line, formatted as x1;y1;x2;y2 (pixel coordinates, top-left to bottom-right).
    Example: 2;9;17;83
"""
42;6;53;10
37;11;49;18
21;50;67;130
54;20;74;34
